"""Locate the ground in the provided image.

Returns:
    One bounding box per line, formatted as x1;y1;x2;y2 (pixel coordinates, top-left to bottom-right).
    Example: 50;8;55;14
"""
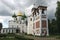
0;33;60;40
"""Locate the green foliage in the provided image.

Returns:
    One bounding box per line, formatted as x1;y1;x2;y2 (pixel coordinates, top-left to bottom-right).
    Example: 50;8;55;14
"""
27;34;33;36
55;1;60;33
0;34;34;40
0;34;7;37
48;19;57;34
48;19;51;34
0;23;2;28
12;13;17;18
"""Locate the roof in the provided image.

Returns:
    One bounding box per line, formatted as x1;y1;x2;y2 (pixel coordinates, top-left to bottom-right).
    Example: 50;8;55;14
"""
38;5;47;10
17;11;23;16
12;14;17;18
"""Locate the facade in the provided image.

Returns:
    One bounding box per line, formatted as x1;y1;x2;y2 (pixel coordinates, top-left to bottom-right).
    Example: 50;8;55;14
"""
8;11;27;33
27;15;33;34
8;5;49;36
27;6;49;36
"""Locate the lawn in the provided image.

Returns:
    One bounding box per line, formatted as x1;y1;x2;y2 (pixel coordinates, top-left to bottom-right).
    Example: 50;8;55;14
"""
0;33;60;40
0;33;34;40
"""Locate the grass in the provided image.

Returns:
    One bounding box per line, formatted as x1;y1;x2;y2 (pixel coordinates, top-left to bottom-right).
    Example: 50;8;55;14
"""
0;33;34;40
0;33;60;40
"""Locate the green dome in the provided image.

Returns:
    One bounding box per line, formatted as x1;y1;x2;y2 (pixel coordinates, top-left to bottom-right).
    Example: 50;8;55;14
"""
12;13;17;18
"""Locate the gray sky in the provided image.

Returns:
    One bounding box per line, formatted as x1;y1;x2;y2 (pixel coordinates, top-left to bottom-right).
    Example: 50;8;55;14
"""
0;0;58;28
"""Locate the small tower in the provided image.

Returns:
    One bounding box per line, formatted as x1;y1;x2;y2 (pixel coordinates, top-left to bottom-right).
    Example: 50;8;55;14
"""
38;6;49;36
12;13;17;21
17;11;23;24
29;5;49;36
17;11;23;33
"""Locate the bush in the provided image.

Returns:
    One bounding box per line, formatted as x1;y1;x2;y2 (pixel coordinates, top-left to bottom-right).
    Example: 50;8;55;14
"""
0;34;7;37
25;33;27;35
15;35;34;40
0;34;34;40
27;34;33;36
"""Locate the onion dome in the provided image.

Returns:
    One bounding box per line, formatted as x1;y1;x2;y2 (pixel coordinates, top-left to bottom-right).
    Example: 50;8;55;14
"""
12;13;17;18
17;11;23;16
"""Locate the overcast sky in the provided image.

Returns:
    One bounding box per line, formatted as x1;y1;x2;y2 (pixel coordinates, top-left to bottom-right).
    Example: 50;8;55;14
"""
0;0;58;28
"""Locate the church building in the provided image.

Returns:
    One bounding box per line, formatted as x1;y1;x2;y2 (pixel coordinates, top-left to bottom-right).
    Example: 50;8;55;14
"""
27;5;49;36
8;5;49;36
9;11;27;33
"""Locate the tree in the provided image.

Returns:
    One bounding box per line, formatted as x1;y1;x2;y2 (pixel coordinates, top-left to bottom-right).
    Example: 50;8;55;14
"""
48;19;52;34
51;19;57;34
48;19;57;34
55;1;60;33
0;23;2;33
0;23;2;28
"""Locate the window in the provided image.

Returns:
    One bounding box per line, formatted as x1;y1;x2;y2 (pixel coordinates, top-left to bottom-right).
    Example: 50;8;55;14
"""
17;25;19;28
35;12;36;16
6;29;7;33
36;21;40;28
33;17;35;21
41;29;47;35
3;29;4;33
33;12;34;16
33;23;35;29
42;15;46;18
42;9;45;14
12;29;13;33
42;20;46;28
30;18;32;21
9;29;10;33
35;13;37;16
36;30;39;34
38;13;39;15
26;21;28;26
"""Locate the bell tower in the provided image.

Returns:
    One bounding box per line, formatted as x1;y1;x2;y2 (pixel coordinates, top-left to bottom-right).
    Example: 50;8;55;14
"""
32;5;49;36
38;6;49;36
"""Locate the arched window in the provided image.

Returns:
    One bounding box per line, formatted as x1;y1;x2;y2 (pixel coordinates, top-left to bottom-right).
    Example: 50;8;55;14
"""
3;29;4;33
42;9;45;14
30;18;32;21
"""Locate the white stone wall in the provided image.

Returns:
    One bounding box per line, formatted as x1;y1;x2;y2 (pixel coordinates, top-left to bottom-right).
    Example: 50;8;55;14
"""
27;16;33;34
33;10;42;36
27;6;49;36
9;15;27;34
1;28;16;34
9;20;18;28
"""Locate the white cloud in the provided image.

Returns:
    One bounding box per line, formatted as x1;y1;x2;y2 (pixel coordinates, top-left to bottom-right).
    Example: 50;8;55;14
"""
58;0;60;1
25;5;34;16
47;0;57;19
0;0;58;28
0;16;13;28
14;0;35;8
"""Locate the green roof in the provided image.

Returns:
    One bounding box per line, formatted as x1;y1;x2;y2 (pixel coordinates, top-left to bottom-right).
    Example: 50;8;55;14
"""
12;13;17;18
